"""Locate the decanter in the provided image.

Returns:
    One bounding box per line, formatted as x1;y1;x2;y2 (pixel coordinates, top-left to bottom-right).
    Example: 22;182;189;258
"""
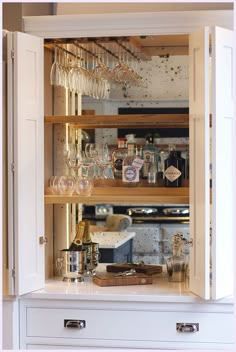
166;232;188;282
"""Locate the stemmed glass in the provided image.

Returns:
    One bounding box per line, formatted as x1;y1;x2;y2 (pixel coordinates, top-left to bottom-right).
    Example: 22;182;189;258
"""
85;143;101;178
50;46;61;86
96;144;112;179
64;143;83;176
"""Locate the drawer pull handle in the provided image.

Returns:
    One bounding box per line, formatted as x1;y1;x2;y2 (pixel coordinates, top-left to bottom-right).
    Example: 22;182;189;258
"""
64;319;86;329
176;323;199;333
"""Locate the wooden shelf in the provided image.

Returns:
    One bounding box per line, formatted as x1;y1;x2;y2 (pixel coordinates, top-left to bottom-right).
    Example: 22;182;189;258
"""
45;186;189;205
44;114;189;129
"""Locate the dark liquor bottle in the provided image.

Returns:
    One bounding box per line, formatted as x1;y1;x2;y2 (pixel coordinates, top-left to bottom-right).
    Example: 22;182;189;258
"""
112;138;127;178
176;151;186;179
68;221;85;251
164;144;182;187
142;135;158;179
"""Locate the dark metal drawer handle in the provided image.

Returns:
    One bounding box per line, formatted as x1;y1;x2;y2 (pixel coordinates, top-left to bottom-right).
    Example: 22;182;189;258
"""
176;323;199;333
64;319;86;329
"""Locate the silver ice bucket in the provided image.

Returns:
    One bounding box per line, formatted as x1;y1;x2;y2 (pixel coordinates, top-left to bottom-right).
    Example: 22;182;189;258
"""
56;249;87;282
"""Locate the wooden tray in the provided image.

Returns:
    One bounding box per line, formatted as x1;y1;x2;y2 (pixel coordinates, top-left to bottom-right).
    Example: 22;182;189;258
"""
106;263;162;275
93;273;153;287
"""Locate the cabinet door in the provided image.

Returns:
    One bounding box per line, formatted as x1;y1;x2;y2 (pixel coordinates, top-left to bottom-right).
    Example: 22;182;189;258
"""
189;27;210;299
211;27;234;299
7;32;44;295
189;27;234;300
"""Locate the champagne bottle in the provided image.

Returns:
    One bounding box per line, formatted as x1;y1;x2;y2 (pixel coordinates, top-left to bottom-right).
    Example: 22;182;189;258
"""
69;221;85;251
164;144;182;187
83;220;91;244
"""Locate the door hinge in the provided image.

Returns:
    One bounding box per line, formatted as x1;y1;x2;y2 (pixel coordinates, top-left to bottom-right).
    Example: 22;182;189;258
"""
11;49;15;60
11;162;15;172
12;269;15;278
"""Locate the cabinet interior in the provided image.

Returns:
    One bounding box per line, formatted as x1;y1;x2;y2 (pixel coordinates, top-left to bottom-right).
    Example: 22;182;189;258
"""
44;33;192;279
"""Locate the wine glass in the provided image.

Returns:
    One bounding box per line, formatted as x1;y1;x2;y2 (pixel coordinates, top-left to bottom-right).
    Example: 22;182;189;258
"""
96;144;112;179
50;46;61;86
66;143;82;176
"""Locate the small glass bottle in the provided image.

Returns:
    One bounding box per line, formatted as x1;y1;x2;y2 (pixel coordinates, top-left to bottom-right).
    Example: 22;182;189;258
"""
164;144;182;187
122;143;139;186
112;138;127;178
166;233;188;282
142;135;158;179
148;152;157;184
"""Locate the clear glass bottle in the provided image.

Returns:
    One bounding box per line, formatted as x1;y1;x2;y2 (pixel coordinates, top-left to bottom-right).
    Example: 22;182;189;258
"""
122;143;139;185
148;152;157;184
164;144;182;187
166;233;188;282
112;138;127;178
142;135;158;179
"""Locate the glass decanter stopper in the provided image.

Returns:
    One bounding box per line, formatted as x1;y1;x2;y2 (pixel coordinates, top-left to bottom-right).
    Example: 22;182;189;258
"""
166;232;188;282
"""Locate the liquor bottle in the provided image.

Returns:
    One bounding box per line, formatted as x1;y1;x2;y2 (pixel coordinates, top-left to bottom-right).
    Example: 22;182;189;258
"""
68;221;85;251
112;138;127;178
142;135;158;179
122;143;140;185
148;152;157;184
135;145;143;179
176;151;186;179
164;144;182;187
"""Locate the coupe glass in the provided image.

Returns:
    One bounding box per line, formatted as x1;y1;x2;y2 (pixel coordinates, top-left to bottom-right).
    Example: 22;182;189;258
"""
58;176;75;195
75;177;94;197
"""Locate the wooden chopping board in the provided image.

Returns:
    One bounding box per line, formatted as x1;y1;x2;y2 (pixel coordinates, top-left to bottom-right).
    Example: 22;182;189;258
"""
93;273;153;287
106;263;162;275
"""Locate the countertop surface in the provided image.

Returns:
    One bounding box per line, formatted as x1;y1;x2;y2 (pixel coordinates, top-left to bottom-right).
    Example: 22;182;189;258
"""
21;265;234;305
91;231;135;248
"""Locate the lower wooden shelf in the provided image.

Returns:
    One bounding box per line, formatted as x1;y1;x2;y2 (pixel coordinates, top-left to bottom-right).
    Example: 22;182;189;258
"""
45;186;189;205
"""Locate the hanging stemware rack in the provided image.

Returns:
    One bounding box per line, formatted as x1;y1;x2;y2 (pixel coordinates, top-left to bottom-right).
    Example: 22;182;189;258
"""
45;37;149;98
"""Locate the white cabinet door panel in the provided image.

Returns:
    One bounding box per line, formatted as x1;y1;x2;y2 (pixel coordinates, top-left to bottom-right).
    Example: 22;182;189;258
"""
189;27;210;299
211;26;234;299
7;31;44;295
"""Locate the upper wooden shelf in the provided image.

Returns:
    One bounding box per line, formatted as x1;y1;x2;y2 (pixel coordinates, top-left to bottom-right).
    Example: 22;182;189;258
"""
44;114;189;129
45;186;189;205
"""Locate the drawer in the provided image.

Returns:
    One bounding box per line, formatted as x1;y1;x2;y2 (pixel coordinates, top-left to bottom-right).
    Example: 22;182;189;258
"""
26;307;234;344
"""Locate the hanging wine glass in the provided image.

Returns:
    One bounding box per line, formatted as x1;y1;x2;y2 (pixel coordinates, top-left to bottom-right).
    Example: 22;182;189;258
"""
50;46;61;86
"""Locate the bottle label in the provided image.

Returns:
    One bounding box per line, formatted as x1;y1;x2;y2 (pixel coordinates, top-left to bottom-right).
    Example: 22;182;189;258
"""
114;158;123;171
143;151;152;162
123;166;139;182
132;157;144;170
164;165;181;182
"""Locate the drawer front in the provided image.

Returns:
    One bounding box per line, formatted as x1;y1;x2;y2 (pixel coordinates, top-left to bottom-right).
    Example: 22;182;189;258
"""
26;307;234;344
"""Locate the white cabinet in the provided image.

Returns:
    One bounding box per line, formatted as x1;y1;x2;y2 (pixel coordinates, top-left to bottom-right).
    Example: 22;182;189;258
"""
19;298;234;350
3;9;234;351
